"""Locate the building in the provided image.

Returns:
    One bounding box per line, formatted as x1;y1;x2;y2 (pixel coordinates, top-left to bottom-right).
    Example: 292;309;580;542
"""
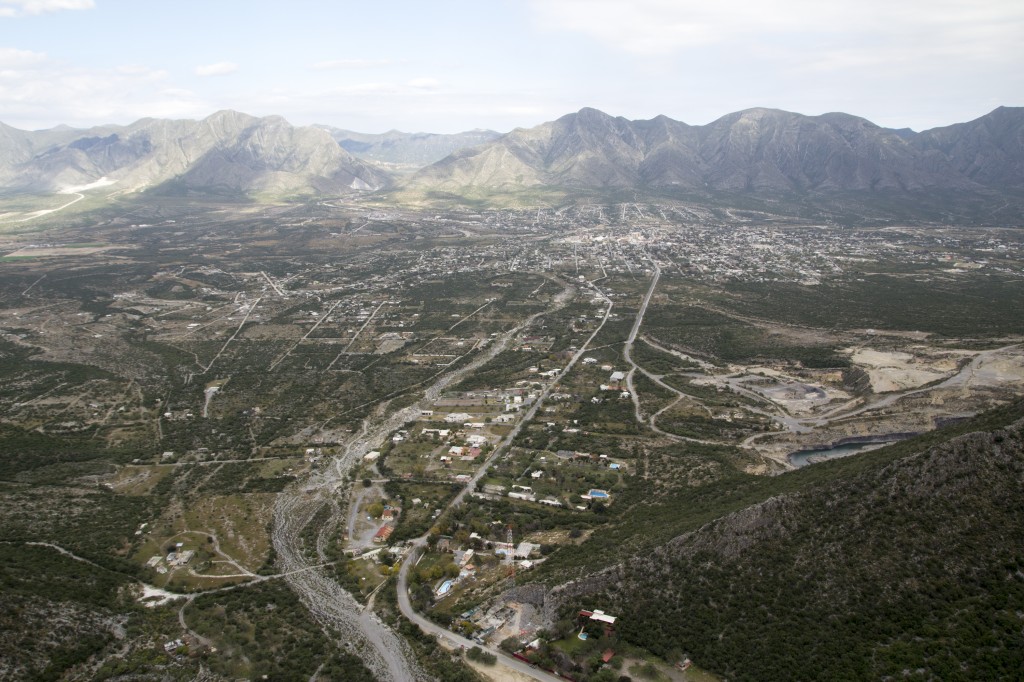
515;542;537;559
373;525;394;543
578;609;618;636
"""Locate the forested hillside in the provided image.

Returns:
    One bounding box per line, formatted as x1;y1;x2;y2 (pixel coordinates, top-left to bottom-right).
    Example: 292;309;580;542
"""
550;403;1024;680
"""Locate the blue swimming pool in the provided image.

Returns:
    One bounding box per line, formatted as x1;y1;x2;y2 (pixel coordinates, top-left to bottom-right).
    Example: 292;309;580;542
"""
588;489;609;498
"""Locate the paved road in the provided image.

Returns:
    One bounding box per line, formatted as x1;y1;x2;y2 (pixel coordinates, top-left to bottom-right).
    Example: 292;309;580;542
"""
397;544;566;682
623;263;661;425
394;281;616;682
268;275;580;681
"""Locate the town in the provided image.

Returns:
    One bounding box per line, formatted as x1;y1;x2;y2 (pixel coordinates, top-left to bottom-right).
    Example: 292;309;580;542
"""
1;198;1022;681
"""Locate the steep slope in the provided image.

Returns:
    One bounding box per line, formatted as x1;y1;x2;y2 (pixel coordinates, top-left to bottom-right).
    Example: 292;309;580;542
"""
0;111;390;197
408;106;1023;200
695;108;969;191
409;108;674;190
319;127;501;168
914;106;1024;189
548;409;1024;680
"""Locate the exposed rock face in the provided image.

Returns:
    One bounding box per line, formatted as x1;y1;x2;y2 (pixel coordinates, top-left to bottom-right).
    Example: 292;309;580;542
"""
408;106;1024;197
542;416;1024;680
0;110;390;196
912;106;1024;189
4;105;1022;210
318;126;501;168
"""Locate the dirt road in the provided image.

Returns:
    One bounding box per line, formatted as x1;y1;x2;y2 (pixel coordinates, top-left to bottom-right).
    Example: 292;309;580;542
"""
270;276;577;681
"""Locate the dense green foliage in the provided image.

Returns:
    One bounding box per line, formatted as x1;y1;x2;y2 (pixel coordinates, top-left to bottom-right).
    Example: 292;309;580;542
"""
190;580;376;681
0;543;129;608
718;274;1024;337
0;544;141;679
645;305;849;367
374;577;483;682
563;401;1024;681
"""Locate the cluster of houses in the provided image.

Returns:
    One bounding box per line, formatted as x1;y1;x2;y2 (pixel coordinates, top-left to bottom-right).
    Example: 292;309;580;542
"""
470;447;624;510
372;505;402;544
555;449;623;471
145;542;195;575
431;534;542;599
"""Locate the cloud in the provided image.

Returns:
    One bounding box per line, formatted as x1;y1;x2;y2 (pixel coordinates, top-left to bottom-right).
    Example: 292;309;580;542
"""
115;64;168;81
0;47;47;66
0;0;94;17
309;58;399;71
0;53;207;129
194;61;239;77
327;82;401;95
407;77;441;90
529;0;1024;58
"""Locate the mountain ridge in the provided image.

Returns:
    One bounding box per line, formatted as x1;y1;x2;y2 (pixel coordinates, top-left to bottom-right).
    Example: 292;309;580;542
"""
0;110;390;197
1;106;1022;213
542;405;1024;680
316;126;501;169
408;106;1024;197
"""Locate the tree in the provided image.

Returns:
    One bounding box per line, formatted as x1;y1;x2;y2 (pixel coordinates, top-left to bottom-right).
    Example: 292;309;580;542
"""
362;478;372;488
500;637;521;654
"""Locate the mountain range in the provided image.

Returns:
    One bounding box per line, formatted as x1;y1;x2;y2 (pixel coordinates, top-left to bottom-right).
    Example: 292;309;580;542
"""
1;106;1022;218
0;110;390;197
409;106;1024;196
316;126;500;170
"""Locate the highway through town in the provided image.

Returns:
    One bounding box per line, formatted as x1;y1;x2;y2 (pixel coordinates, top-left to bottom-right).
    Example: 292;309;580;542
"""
270;275;579;681
393;280;616;682
623;262;661;425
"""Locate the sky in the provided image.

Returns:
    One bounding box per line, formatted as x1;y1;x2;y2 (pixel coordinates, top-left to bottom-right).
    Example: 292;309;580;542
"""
1;0;1022;134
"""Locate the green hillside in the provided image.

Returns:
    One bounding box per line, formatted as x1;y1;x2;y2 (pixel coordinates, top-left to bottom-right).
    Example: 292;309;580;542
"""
551;402;1024;680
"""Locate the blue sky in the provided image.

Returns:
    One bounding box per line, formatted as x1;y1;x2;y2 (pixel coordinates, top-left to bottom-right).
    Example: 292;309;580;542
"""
1;0;1022;133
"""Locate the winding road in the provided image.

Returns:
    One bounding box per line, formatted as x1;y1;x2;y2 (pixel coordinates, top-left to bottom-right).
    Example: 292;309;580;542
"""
393;280;616;682
269;275;578;682
396;544;565;682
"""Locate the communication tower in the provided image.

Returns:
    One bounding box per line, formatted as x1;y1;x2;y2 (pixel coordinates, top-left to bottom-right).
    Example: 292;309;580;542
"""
506;524;515;583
